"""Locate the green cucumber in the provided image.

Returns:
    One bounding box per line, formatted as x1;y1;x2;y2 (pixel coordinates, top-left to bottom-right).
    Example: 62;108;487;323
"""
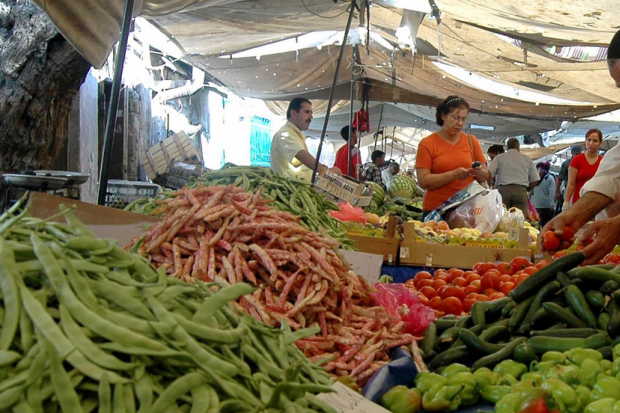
597;346;613;361
607;295;620;336
485;297;511;320
527;333;610;355
438;327;462;348
513;343;537;365
479;325;509;343
572;266;620;285
542;302;588;328
420;323;436;355
519;281;561;334
458;329;505;355
472;337;527;371
556;271;571;288
565;285;598;329
510;252;585;302
471;302;486;327
600;280;620;295
529;328;599;338
599;313;611;332
502;301;516;318
509;296;535;332
434;318;459;332
585;290;605;311
428;346;469;371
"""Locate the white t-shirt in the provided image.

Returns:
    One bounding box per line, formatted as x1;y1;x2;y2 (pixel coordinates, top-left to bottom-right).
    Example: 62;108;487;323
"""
269;121;312;181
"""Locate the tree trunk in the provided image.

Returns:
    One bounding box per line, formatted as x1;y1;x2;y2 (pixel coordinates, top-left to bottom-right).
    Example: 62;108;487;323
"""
0;0;91;176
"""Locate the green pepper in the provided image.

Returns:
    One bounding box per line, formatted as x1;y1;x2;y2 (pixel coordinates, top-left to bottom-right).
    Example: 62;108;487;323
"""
584;398;617;413
495;392;522;413
541;378;580;413
590;376;620;402
381;385;421;413
612;344;620;361
521;372;543;385
532;360;560;373
542;351;565;362
511;380;534;393
441;363;470;377
612;400;620;413
543;364;582;386
494;360;528;379
498;374;519;386
421;384;463;412
611;359;620;377
516;388;553;413
576;385;592;410
481;386;512;404
580;359;603;389
567;348;604;367
473;367;500;389
414;372;447;394
601;359;613;374
447;372;478;406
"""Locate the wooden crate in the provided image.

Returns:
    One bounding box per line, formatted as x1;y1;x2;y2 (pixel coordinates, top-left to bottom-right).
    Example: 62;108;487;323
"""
347;216;400;263
141;132;201;180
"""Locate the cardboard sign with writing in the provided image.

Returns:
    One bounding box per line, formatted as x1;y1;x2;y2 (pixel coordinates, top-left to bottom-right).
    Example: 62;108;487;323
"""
318;382;391;413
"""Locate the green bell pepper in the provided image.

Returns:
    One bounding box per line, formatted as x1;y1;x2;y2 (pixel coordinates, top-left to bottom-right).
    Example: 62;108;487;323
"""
543;364;582;386
521;372;543;385
498;374;519;386
495;392;523;413
511;380;534;393
421;384;463;412
541;378;580;413
567;348;604;367
584;398;616;413
473;367;500;389
612;344;620;361
542;351;565;362
494;360;528;379
441;363;470;377
590;376;620;402
447;372;478;406
481;386;512;404
580;359;603;389
612;399;620;413
611;359;620;377
381;385;422;413
414;372;447;394
576;385;592;410
532;360;561;373
601;359;613;374
516;388;553;413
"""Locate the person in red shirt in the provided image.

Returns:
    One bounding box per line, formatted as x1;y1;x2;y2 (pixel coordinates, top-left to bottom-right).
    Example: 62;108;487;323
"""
563;128;603;210
334;126;362;179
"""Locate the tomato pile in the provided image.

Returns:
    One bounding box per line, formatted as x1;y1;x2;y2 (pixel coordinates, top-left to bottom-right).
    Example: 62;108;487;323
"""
405;257;547;317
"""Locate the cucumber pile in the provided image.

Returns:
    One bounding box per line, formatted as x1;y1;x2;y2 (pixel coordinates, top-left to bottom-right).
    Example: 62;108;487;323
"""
420;252;620;372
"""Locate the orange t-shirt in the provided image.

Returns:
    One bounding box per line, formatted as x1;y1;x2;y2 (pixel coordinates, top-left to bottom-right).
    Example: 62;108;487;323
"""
415;132;486;211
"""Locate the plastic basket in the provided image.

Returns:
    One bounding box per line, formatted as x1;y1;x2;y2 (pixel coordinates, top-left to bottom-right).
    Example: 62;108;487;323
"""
105;180;161;209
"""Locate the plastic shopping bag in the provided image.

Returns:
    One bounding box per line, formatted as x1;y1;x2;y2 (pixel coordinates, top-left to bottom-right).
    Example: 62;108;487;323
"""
445;189;503;233
424;181;487;223
527;199;540;222
371;283;435;336
329;202;366;224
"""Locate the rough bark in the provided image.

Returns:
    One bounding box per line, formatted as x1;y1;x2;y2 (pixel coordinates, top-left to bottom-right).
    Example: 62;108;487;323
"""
0;0;91;175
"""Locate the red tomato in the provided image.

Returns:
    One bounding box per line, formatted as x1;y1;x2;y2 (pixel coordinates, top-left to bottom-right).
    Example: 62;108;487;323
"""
561;226;575;242
464;285;481;295
453;278;468;288
475;295;489;302
576;238;594;251
488;292;506;300
414;271;432;285
535;260;549;269
442;286;466;302
431;279;447;291
435;274;450;282
552;251;568;260
443;297;463;316
497;262;515;276
463;298;477;313
604;254;620;265
473;262;496;276
481;273;500;291
485;269;502;278
465;274;481;284
510;275;519;284
499;282;515;294
463;271;477;278
515;274;529;285
429;296;443;310
560;240;572;250
418;294;429;305
405;279;416;288
523;267;538;276
484;288;496;296
438;285;449;297
499;274;512;284
448;269;465;282
466;292;479;300
511;257;530;272
419;286;437;299
543;231;561;252
417;279;433;289
470;280;482;289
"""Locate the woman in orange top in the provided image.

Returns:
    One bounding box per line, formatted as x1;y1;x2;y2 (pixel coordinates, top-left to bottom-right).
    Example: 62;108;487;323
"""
415;96;490;217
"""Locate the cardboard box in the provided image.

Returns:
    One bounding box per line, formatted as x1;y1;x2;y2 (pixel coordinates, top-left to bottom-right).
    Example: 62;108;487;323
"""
339;250;384;285
400;223;533;269
346;216;400;263
314;171;373;207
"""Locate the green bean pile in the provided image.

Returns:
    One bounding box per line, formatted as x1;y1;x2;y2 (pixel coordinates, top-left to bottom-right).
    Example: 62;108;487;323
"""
0;199;336;412
125;165;354;249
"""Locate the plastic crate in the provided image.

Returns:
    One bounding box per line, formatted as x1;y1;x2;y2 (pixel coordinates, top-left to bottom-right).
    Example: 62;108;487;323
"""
105;180;161;209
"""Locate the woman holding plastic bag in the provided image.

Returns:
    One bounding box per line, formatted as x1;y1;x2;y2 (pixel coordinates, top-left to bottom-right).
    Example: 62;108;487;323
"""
415;96;490;219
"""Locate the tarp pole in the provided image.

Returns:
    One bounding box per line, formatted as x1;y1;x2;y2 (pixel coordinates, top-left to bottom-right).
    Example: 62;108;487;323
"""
347;60;354;178
97;0;135;205
311;0;356;184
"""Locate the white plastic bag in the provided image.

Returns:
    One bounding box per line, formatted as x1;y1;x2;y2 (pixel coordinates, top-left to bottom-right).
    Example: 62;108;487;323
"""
445;189;503;233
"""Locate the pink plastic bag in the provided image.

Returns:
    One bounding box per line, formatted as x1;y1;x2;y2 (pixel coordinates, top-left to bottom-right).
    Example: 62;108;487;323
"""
372;283;435;336
329;202;367;224
527;199;540;222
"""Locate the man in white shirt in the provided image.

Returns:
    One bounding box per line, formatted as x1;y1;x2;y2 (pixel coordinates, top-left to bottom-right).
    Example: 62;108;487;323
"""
270;98;341;181
488;138;540;216
541;29;620;264
381;162;400;189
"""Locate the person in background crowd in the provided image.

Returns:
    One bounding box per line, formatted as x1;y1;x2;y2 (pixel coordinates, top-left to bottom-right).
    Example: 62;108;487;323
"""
487;144;505;161
333;125;362;179
530;161;556;228
555;144;583;213
563;129;603;211
415;96;489;218
381;162;400;188
270;98;341;181
488;138;540;216
361;150;385;185
541;29;620;264
405;169;414;179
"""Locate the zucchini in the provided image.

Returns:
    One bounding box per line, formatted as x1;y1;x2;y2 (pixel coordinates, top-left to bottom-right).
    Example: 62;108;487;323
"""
568;264;615;277
530;307;553;329
458;329;505;355
519;281;561;334
565;285;598;329
529;328;599;338
468;325;485;335
607;294;620;336
543;302;588;328
572;266;620;285
479;325;509;343
438;326;462;348
527;333;610;355
456;316;472;328
556;271;571;288
502;301;516;318
513;343;537;365
599;313;610;332
509;296;535;332
597;346;613;361
472;337;527;371
485;297;511;320
511;252;585;302
585;290;605;311
428;346;469;371
471;302;486;327
420;322;436;355
600;280;620;295
435;318;459;332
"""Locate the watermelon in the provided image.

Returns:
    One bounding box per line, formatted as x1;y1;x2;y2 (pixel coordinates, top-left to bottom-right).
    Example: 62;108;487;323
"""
388;175;417;199
368;182;385;206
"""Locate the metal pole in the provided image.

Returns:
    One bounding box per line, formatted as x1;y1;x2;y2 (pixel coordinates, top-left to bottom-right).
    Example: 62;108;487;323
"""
311;0;356;184
97;0;136;205
347;61;355;178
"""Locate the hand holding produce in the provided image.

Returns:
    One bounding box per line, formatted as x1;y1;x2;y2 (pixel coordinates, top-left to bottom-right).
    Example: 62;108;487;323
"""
579;217;620;265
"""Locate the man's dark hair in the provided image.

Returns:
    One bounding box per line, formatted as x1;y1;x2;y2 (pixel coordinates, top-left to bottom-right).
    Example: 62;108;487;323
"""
487;144;505;155
608;30;620;67
506;138;520;150
286;98;311;119
371;150;385;163
436;95;470;126
340;125;357;141
571;144;583;156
